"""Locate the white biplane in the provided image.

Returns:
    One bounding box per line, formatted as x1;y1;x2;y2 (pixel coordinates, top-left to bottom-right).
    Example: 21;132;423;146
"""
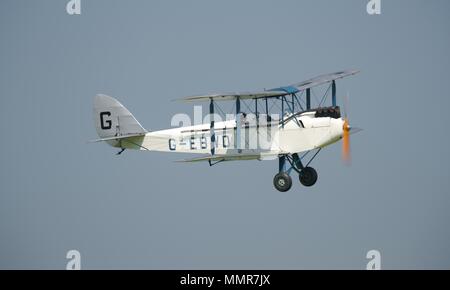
92;70;361;192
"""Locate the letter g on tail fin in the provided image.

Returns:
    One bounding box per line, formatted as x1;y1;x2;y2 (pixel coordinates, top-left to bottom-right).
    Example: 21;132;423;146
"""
93;94;147;147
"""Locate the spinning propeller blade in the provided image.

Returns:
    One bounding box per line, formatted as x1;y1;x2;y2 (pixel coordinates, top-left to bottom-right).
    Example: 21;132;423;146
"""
342;93;351;165
342;117;351;165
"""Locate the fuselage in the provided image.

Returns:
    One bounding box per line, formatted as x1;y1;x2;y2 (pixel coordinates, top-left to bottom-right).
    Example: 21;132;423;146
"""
112;111;345;158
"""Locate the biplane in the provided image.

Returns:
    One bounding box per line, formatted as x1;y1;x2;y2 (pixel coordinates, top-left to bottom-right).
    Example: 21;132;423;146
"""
91;70;361;192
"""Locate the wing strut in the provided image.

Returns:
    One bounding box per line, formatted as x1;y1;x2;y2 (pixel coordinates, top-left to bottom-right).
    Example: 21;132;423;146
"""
255;98;259;149
209;99;216;155
306;88;311;109
332;80;336;107
236;97;241;151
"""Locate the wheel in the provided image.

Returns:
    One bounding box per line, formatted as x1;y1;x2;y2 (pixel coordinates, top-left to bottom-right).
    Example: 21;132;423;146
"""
273;172;292;192
299;167;318;187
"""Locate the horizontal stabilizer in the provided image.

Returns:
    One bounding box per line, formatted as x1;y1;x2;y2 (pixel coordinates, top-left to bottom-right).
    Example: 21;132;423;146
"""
88;133;146;143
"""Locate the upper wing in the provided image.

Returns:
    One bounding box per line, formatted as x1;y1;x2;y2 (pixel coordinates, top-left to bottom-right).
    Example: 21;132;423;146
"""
288;69;360;91
179;90;288;102
178;70;359;103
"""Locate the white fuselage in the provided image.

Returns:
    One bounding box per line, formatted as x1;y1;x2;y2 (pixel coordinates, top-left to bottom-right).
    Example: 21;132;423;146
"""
113;112;345;158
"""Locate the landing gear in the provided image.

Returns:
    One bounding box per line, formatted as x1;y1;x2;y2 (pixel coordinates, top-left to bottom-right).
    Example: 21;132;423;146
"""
273;150;321;191
273;172;292;192
299;167;318;187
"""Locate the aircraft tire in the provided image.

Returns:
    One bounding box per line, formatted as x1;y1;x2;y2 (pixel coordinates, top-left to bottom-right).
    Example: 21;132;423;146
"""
299;167;318;187
273;172;292;192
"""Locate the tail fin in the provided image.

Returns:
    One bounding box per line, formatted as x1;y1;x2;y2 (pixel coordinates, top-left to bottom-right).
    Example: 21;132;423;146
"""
93;94;147;146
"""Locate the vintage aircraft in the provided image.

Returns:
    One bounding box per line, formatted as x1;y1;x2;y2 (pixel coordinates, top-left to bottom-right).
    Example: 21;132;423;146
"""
91;70;361;192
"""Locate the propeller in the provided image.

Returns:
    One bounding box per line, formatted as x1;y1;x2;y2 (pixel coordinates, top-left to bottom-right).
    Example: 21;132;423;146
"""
342;93;351;165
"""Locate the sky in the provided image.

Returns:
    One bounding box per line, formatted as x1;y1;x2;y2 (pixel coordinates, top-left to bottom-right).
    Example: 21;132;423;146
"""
1;0;450;269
